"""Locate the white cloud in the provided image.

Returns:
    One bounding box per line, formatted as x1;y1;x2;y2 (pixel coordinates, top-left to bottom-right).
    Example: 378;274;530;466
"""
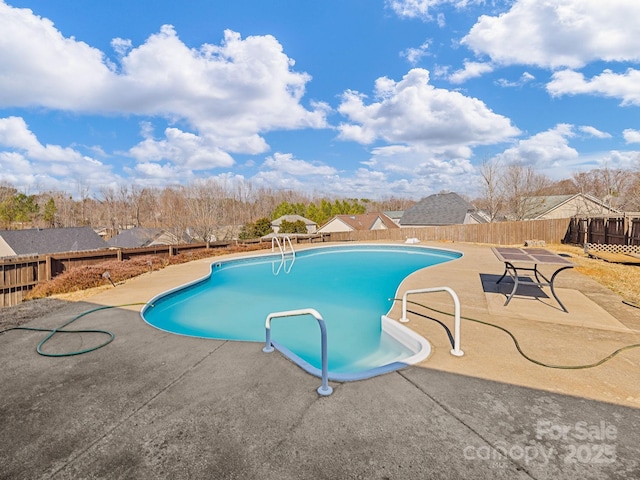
0;116;42;152
335;68;519;195
578;126;612;139
387;0;483;20
111;38;133;57
115;27;327;131
494;124;578;169
128;127;235;170
0;3;327;156
623;129;640;144
133;162;180;180
248;153;338;195
447;61;494;84
496;72;535;88
0;116;85;163
602;150;640;170
0;3;113;109
401;41;431;65
547;69;640;106
337;68;520;148
0;151;32;175
262;152;337;176
0;116;118;190
463;0;640;69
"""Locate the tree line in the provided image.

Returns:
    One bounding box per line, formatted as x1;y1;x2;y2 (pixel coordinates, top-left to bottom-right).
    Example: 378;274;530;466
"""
477;163;640;221
1;163;638;237
0;179;411;240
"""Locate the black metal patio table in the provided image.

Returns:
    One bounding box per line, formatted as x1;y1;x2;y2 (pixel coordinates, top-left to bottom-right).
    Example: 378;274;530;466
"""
491;247;575;313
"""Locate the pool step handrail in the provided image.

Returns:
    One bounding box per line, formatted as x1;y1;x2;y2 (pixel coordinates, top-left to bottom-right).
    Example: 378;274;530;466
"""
399;287;464;357
263;308;333;396
271;235;296;275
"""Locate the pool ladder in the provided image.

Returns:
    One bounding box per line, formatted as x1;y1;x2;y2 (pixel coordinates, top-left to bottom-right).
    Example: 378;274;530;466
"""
399;287;464;357
271;235;295;275
263;308;332;396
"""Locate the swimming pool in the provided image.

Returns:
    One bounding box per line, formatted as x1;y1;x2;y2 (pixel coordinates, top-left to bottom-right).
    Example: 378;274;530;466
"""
141;244;462;381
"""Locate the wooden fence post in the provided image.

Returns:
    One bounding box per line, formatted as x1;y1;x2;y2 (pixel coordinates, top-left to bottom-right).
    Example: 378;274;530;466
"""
45;255;52;281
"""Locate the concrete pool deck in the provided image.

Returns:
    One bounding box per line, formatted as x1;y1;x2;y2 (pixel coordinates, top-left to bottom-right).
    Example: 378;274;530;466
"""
1;241;639;479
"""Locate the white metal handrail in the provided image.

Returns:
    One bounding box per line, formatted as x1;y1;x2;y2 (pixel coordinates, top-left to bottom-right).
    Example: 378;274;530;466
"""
263;308;333;396
399;287;464;357
271;235;296;275
271;235;283;254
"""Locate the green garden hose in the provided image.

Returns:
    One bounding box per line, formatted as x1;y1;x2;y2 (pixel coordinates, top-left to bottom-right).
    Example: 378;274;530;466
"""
0;303;146;357
399;299;640;370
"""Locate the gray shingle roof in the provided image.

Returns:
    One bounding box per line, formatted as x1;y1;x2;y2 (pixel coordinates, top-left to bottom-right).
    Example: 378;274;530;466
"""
0;227;108;256
107;227;164;248
521;194;621;219
400;192;479;226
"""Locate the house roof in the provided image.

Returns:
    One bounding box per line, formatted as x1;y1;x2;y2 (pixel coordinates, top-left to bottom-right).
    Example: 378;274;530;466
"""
331;213;400;231
383;211;404;223
523;194;621;219
400;193;481;226
271;215;316;226
107;227;166;248
0;227;108;256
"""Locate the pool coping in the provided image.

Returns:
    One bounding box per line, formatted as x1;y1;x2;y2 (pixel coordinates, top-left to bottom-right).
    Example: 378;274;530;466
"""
140;242;462;380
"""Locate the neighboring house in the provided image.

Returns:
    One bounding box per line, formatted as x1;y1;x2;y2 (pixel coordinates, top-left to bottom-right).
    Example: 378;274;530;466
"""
0;227;108;257
318;213;400;233
271;215;317;234
383;211;404;226
399;192;488;226
93;226;109;240
522;194;621;220
107;227;178;248
184;225;243;243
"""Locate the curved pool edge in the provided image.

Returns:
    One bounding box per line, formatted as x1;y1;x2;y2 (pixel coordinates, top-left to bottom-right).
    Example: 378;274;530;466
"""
140;242;464;321
140;242;462;380
268;315;432;382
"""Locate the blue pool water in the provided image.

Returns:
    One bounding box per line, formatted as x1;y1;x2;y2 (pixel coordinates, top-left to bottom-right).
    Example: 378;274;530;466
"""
141;244;461;379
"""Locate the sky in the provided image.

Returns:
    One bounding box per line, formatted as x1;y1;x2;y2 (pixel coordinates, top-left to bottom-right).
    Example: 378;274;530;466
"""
0;0;639;201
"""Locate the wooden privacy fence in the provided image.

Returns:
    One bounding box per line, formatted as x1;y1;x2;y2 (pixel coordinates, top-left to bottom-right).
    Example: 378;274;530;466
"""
0;242;230;307
564;214;640;246
329;218;572;245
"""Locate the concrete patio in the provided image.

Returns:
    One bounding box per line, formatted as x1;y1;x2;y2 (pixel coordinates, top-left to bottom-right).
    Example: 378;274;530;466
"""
1;242;639;479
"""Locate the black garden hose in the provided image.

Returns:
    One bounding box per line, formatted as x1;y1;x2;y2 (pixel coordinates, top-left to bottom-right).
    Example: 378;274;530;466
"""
0;303;145;357
396;298;640;370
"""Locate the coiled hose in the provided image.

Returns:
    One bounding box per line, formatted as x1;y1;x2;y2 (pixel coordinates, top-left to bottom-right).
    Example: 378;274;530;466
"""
0;303;146;357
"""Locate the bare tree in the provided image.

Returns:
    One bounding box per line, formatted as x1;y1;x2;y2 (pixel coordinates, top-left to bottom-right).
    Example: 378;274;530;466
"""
76;180;91;225
230;180;258;227
124;185;156;227
184;179;228;245
500;163;552;220
98;186;120;237
44;190;77;227
478;158;504;222
158;186;190;243
623;154;640;211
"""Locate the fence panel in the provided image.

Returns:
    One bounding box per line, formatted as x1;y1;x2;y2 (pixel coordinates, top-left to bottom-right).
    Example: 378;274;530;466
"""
0;243;227;307
631;219;640;246
329;218;572;245
588;218;606;244
605;217;626;245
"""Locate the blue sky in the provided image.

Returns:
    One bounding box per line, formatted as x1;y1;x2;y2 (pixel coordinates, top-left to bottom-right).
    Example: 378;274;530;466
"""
0;0;639;200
